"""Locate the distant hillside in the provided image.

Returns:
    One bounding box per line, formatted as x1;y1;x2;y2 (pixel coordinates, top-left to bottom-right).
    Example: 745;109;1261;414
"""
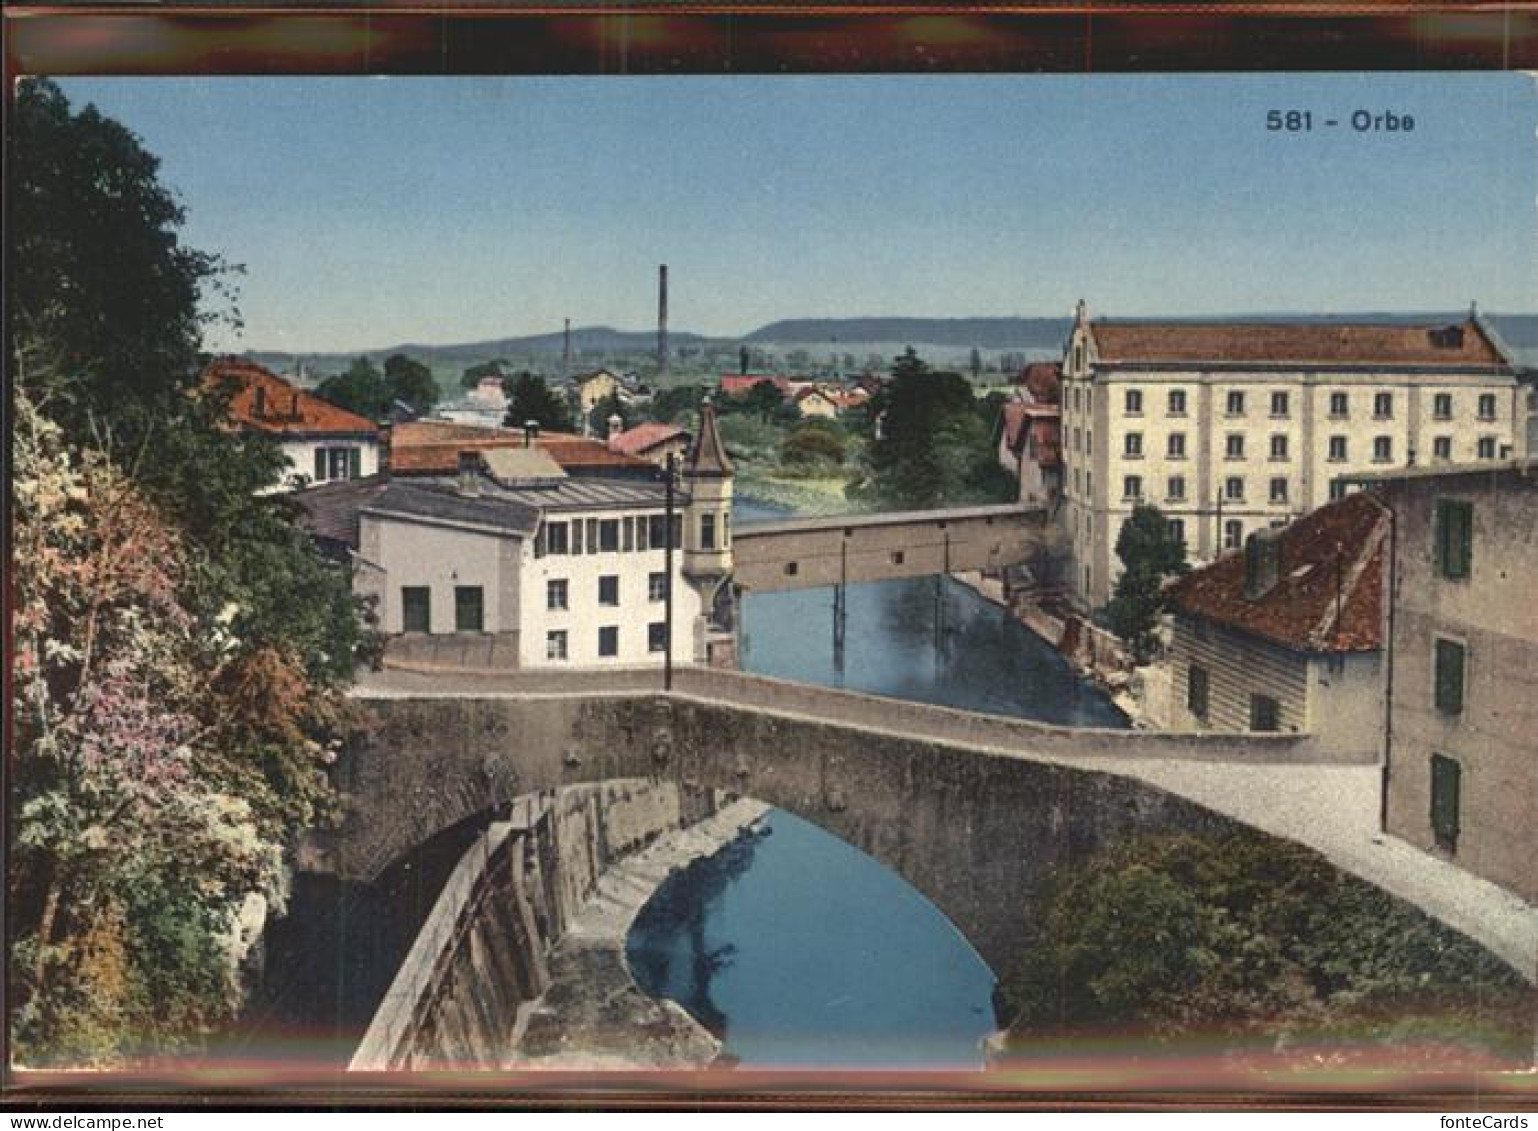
245;312;1538;379
747;317;1071;351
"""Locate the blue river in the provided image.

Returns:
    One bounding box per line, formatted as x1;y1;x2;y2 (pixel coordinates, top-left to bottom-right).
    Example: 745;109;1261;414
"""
626;496;1127;1068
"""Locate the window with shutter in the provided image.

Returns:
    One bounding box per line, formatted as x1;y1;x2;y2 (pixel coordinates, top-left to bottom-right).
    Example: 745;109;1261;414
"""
1435;499;1473;580
1434;638;1465;715
1430;754;1461;852
349;448;362;478
1187;665;1209;719
314;449;327;481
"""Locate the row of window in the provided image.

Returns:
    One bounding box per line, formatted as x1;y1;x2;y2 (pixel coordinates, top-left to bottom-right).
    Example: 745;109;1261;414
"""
1109;431;1504;464
1119;473;1295;505
1185;665;1282;730
1185;635;1470;734
546;572;669;610
401;585;483;633
545;623;668;661
1071;386;1501;422
537;513;691;557
313;446;363;483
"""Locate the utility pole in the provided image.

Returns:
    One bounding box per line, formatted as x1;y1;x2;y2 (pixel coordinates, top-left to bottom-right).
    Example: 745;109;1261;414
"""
833;538;848;674
664;452;676;692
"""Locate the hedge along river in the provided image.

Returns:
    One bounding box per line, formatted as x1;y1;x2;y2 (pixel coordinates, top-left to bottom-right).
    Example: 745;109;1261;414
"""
625;495;1129;1069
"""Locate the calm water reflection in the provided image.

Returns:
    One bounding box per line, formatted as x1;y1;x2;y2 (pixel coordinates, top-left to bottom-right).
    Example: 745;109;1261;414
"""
626;496;1128;1068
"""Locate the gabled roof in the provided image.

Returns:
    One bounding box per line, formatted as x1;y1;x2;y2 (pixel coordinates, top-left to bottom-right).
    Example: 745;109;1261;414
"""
290;475;391;552
610;421;689;456
388;419;650;473
1088;317;1509;368
1000;399;1061;459
1167;491;1388;654
1017;360;1062;403
205;358;379;437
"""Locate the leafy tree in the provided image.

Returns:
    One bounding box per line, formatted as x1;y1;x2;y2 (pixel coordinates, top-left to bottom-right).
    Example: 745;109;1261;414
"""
588;391;634;437
10;79;370;1063
859;348;1006;508
999;829;1530;1053
649;383;706;425
10;79;238;438
383;353;439;413
460;358;510;388
733;379;787;421
782;420;847;467
1105;504;1189;661
503;372;574;432
314;357;389;420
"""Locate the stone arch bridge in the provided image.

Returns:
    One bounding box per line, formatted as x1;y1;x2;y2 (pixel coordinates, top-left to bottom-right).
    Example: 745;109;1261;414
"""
319;666;1534;981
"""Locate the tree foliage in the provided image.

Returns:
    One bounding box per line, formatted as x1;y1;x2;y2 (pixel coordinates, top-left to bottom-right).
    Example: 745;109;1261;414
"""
648;383;706;425
588;391;634;437
1105;504;1189;660
503;373;575;432
9;78;369;1064
383;353;440;413
460;357;511;388
857;348;1010;508
782;419;848;467
999;830;1530;1055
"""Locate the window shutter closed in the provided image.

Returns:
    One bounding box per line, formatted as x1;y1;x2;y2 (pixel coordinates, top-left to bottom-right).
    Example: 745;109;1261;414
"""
349;448;362;479
314;449;327;481
1436;499;1473;579
1430;754;1461;851
1434;639;1465;714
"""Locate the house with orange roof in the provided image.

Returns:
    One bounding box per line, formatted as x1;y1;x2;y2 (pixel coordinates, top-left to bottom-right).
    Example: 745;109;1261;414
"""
1165;490;1388;760
206;357;381;491
607;420;691;468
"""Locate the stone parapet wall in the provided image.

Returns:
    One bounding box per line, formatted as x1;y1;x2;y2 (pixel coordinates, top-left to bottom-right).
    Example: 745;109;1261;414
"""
348;780;714;1071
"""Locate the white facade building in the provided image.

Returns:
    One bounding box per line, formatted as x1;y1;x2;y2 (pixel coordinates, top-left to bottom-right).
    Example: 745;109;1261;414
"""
1058;304;1520;608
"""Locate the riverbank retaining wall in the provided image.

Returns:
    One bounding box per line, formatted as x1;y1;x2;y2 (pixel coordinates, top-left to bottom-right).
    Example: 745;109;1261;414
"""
348;779;719;1070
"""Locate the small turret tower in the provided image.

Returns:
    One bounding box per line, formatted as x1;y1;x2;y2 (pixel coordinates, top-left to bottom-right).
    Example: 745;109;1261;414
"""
682;396;734;582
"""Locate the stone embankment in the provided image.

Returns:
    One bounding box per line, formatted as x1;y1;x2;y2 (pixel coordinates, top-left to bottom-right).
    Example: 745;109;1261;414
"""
348;781;763;1071
514;798;768;1067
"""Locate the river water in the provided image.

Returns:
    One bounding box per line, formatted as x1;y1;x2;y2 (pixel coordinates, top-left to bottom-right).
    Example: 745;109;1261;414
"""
626;496;1127;1069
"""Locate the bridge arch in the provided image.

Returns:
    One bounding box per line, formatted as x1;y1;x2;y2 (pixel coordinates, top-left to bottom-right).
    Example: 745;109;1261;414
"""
324;684;1247;974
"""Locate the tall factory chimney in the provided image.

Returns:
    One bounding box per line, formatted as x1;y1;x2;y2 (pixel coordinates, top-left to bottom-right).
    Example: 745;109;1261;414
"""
657;263;670;377
562;318;572;377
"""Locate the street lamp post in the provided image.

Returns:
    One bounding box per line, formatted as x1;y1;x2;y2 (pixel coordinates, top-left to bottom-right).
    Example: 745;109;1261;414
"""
664;452;676;692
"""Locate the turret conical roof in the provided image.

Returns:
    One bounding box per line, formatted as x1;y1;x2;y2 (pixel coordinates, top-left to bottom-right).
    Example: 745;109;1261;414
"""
685;397;734;478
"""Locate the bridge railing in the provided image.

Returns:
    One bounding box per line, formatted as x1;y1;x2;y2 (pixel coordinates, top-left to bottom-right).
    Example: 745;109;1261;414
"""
356;663;1358;765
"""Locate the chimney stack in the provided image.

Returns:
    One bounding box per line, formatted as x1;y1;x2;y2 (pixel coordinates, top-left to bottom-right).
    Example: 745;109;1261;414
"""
739;345;749;376
523;419;540;449
607;413;624;447
658;264;669;377
563;318;572;377
290;391;301;421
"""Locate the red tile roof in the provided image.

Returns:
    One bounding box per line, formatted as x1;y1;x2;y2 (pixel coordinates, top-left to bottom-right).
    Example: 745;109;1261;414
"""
719;375;790;396
1090;318;1507;367
1017;361;1062;403
1167;491;1388;653
388;419;649;473
610;422;689;456
1001;400;1061;465
205;358;379;436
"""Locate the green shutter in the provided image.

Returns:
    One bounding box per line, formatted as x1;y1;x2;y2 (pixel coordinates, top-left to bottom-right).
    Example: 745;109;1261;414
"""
1430;754;1461;851
1436;499;1473;580
314;449;327;481
348;448;362;479
1434;639;1465;715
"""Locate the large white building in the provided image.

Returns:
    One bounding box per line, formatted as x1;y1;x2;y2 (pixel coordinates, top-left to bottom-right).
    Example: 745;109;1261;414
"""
297;407;735;670
1058;303;1521;608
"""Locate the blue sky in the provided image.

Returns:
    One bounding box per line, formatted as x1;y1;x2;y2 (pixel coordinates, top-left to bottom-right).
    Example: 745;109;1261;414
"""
54;73;1538;353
